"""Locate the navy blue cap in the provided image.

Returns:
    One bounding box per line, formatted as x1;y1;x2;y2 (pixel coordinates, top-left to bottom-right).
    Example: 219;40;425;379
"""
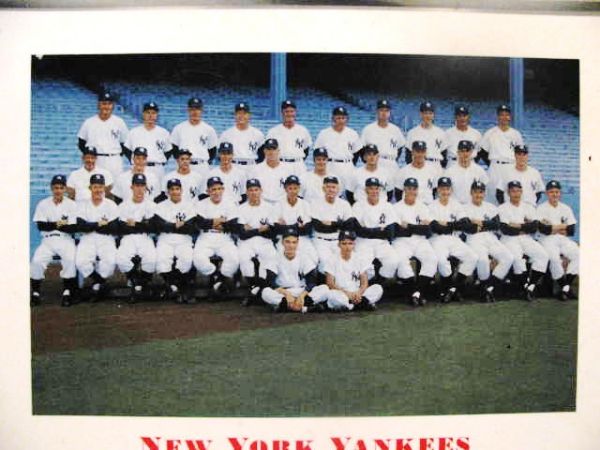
313;147;328;159
420;101;434;112
457;140;474;151
51;174;67;186
332;106;348;116
246;178;261;189
281;100;296;110
82;146;98;156
263;138;278;149
282;227;300;239
507;180;522;190
514;144;529;153
365;177;381;187
98;91;114;102
412;140;427;151
284;175;301;186
235;102;250;112
497;104;511;114
437;177;452;188
188;97;203;108
143;101;159;112
546;180;562;190
167;178;182;189
133;147;148;157
455;105;469;115
338;230;357;241
377;99;391;109
218;142;233;153
207;176;224;188
132;173;147;185
363;144;379;154
90;173;105;185
176;148;192;158
471;180;486;191
323;176;339;185
404;177;419;188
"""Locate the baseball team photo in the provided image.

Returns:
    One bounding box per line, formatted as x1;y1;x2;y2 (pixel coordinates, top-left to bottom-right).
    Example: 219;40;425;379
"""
29;53;579;417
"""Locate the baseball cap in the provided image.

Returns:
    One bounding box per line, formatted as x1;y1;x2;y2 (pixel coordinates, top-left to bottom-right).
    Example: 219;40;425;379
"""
90;173;105;185
455;105;469;115
313;147;328;159
497;104;511;114
207;176;224;188
546;180;562;190
246;178;261;189
457;140;474;151
362;144;379;154
365;177;381;187
281;99;296;110
284;175;301;186
132;173;147;185
282;227;300;239
176;148;192;158
98;91;114;102
133;147;148;157
51;174;67;186
471;180;486;191
323;176;339;185
412;140;427;152
437;177;452;188
82;146;98;156
218;142;234;153
235;102;250;112
167;178;182;189
514;144;529;154
420;101;434;112
263;138;279;150
188;97;203;108
507;180;522;190
377;99;391;109
143;101;159;112
404;177;419;188
338;230;357;241
332;106;348;116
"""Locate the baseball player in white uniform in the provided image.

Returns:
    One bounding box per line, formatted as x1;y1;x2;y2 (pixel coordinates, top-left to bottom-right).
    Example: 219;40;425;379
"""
219;102;264;170
348;144;394;204
537;180;579;301
30;175;79;307
152;178;197;303
206;142;247;204
75;173;119;301
314;106;362;186
300;148;344;202
392;177;437;306
324;230;383;311
266;100;313;175
361;99;406;172
162;148;207;203
395;140;442;204
261;228;329;313
193;176;240;297
311;175;353;273
444;105;482;166
405;101;447;167
111;147;161;203
478;104;524;203
78;91;128;179
428;177;478;302
124;101;171;183
115;173;157;303
247;138;293;205
498;180;550;301
496;145;544;206
170;97;218;177
67;147;113;203
462;181;514;303
444;140;489;204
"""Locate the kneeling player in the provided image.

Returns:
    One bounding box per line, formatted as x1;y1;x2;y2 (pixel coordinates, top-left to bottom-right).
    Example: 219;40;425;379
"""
262;228;329;313
537;180;579;300
30;175;78;306
324;230;383;311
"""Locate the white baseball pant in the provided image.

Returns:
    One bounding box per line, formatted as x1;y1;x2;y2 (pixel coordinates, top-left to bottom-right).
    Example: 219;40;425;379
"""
156;236;194;274
392;237;438;279
500;235;549;275
96;154;124;180
313;236;339;273
30;236;77;279
327;284;383;311
430;235;478;277
328;161;354;186
238;236;277;278
539;235;579;280
355;238;400;279
145;164;165;186
193;233;240;277
116;234;157;274
467;233;514;280
262;284;329;307
75;234;117;278
281;160;307;176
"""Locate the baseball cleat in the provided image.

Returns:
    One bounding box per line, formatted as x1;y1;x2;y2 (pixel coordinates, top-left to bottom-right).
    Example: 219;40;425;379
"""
30;291;42;306
483;289;496;303
524;285;536;302
418;297;427;306
61;289;72;307
306;303;326;313
410;292;420;306
274;298;288;313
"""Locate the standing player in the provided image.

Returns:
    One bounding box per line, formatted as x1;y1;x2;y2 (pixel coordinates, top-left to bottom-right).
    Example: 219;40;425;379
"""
30;175;79;307
115;173;157;303
124;101;171;183
266;100;313;175
360;99;406;172
152;178;197;303
206;142;247;204
498;180;549;301
347;144;394;204
170;97;218;176
75;174;119;301
66;147;113;202
444;105;482;166
193;176;240;297
219;102;265;170
300;148;344;202
496;145;544;205
428;177;478;302
477;104;524;203
261;228;329;313
111;147;161;203
394;141;442;204
392;178;437;306
462;181;514;303
247;138;292;205
314;106;362;186
77;91;129;179
444;140;489;204
537;180;579;301
162;149;207;202
405;101;447;167
324;230;383;311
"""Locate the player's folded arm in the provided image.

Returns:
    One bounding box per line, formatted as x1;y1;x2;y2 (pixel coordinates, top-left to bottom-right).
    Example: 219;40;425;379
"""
298;220;313;236
538;222;553;235
408;223;432;237
499;222;521;236
566;224;576;237
97;219;119;235
196;215;214;231
481;215;500;232
454;218;471;232
343;217;361;233
392;223;411;238
176;217;197;234
221;218;239;233
76;217;99;233
312;219;337;233
150;215;176;233
462;220;479;234
431;220;453;235
36;221;57;232
304;269;318;292
521;220;539;234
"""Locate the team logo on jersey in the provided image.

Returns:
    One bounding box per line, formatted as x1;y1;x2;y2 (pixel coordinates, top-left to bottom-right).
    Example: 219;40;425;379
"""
298;271;306;280
348;143;354;152
157;140;167;151
101;214;109;221
379;213;386;225
415;215;421;224
530;181;537;191
561;216;568;224
450;214;457;221
61;214;69;221
435;139;443;150
351;271;360;282
111;129;120;140
428;179;434;190
510;142;517;149
390;138;398;149
233;181;241;194
259;217;269;226
199;135;208;147
189;186;197;199
483;214;490;221
249;141;259;152
295;138;305;149
279;178;286;188
176;212;186;222
297;216;304;225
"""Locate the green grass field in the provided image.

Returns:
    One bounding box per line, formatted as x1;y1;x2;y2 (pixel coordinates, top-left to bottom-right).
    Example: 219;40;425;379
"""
32;299;577;417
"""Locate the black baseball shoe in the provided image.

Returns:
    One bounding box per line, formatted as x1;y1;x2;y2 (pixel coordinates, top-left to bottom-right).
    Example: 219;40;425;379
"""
274;298;288;313
89;283;102;303
559;286;571;302
483;288;496;303
61;289;72;307
524;284;536;302
360;297;377;311
30;291;42;306
441;288;454;304
306;302;326;313
129;285;143;304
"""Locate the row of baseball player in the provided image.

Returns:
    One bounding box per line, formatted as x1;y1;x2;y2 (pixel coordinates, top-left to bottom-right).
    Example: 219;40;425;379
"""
77;92;528;201
30;169;578;311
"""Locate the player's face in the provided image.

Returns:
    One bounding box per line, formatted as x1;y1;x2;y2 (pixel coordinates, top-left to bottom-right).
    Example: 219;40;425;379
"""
90;183;105;201
285;184;300;199
51;183;66;200
132;154;147;169
420;110;434;125
515;151;528;168
497;111;511;127
235;111;250;127
323;182;339;200
246;186;262;203
131;183;146;201
83;154;96;170
376;108;391;123
282;236;299;256
338;238;355;255
209;184;224;202
314;155;328;170
404;186;418;203
168;186;182;203
457;149;471;165
412;149;426;164
264;147;279;163
366;185;380;202
508;187;522;203
97;101;114;119
282;107;296;126
332;114;347;131
547;187;561;205
438;186;451;200
471;188;485;205
142;109;158;127
364;152;379;166
455;113;469;128
220;152;233;165
177;154;191;171
188;107;202;123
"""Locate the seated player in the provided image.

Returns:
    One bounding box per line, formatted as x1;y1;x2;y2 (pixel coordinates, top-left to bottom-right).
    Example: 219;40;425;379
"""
66;147;113;203
161;148;207;203
30;175;79;307
462;181;514;302
74;173;119;302
537;180;579;301
324;230;383;311
247;138;292;205
206;142;247;204
193;176;240;298
115;173;157;303
444;140;488;204
394;140;442;204
496;144;544;205
261;227;329;313
111;146;161;203
347;144;394;204
300;147;344;202
152;178;197;303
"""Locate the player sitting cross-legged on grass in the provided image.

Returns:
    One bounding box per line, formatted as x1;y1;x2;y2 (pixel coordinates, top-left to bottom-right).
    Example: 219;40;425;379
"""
261;227;329;313
324;230;383;312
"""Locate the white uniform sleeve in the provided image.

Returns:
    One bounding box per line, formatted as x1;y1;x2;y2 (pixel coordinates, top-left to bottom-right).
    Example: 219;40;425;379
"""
565;204;577;225
208;126;218;149
118;117;129;144
351;131;363;154
314;130;325;148
32;201;46;222
77;118;89;141
170;124;181;147
497;204;510;223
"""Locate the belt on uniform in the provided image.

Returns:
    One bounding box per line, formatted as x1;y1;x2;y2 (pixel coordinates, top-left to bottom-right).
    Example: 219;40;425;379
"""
191;159;208;165
281;158;302;163
146;162;166;167
96;153;120;157
425;157;441;162
205;230;223;234
328;158;351;163
380;155;397;161
492;160;511;164
233;160;256;165
316;236;338;241
44;233;62;238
